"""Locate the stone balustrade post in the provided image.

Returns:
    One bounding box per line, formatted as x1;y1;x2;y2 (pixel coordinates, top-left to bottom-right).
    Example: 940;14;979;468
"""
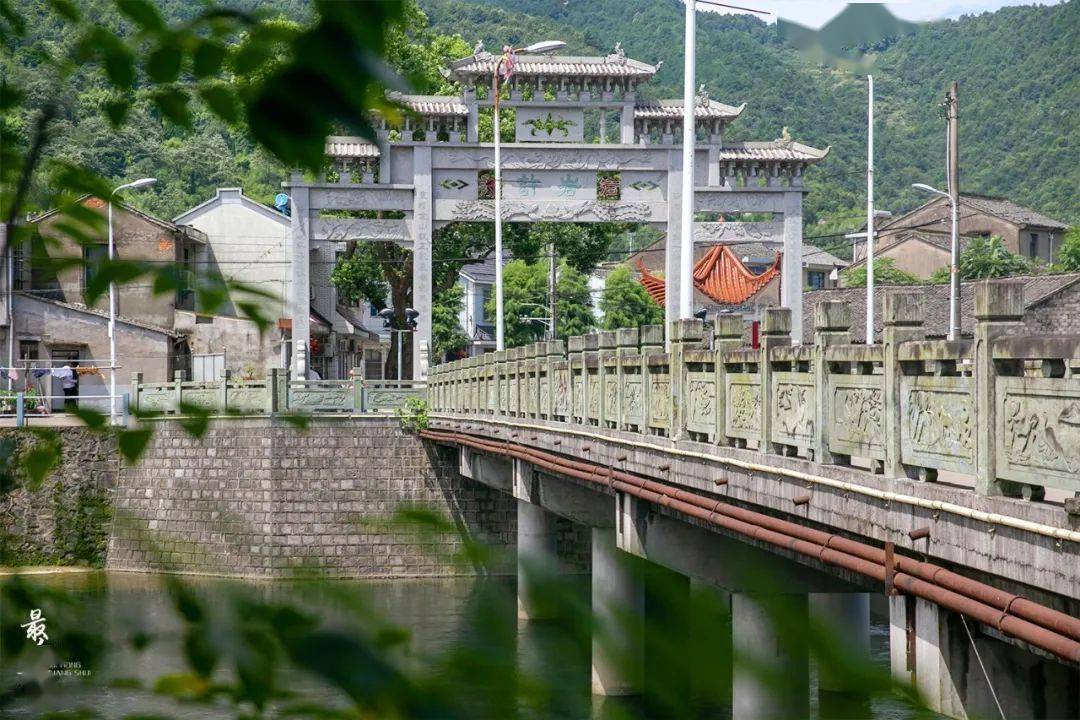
583;334;600;426
639;324;664;436
268;369;282;414
813;302;851;464
173;370;184;413
616;327;639;430
507;347;521;417
670;319;705;440
975;280;1025;497
759;308;792;455
219;369;231;412
883;291;925;478
545;340;564;419
351;367;363;413
131;375;143;414
713;315;743;446
598;331;617;428
568;336;585;424
492;350;505;416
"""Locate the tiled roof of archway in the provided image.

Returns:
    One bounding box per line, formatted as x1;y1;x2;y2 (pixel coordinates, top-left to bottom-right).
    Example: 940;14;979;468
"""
634;99;746;120
450;54;657;80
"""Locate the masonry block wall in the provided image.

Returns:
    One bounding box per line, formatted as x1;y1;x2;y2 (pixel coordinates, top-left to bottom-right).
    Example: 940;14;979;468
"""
0;428;117;567
107;417;587;578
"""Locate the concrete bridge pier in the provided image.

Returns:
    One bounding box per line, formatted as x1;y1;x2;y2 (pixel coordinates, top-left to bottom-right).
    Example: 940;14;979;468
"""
591;527;645;697
889;594;1080;720
810;592;871;717
732;592;810;720
516;499;560;621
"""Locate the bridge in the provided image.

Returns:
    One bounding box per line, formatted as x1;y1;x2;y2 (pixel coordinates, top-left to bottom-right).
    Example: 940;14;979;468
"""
124;278;1079;718
422;279;1080;719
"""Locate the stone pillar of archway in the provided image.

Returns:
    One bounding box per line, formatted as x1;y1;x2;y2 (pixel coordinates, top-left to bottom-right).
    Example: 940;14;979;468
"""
782;190;804;344
664;148;684;345
289;185;311;377
413;146;433;378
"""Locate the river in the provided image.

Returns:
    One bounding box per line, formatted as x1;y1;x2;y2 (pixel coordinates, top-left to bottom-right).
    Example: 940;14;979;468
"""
1;572;931;719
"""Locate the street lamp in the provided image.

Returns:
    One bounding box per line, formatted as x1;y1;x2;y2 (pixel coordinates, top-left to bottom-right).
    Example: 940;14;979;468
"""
379;307;420;386
913;182;960;340
108;178;156;424
491;39;565;352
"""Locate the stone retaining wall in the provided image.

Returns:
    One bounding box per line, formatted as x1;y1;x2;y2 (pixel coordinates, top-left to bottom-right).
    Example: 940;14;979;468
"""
0;428;117;567
107;417;585;578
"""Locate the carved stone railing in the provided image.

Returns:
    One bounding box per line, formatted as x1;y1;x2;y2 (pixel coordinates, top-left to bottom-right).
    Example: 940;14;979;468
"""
131;369;425;416
428;281;1079;512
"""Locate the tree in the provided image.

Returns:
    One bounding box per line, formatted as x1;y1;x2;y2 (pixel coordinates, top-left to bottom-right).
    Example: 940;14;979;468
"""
600;264;663;330
840;257;920;288
483;260;594;347
432;283;469;361
1055;227;1080;272
928;235;1035;283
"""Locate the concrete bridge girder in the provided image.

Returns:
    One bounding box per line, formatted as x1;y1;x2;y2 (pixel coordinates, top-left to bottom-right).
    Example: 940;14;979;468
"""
616;491;872;595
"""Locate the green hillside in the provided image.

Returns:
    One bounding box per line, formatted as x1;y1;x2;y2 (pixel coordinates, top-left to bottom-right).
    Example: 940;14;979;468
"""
4;0;1076;245
424;0;1079;243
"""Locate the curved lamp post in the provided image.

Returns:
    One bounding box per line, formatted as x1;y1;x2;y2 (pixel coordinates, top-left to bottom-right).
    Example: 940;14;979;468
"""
492;39;565;352
109;177;156;423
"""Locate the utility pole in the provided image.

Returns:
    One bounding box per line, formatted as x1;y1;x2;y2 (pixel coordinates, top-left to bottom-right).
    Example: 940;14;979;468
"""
865;75;875;345
947;81;960;341
547;242;557;340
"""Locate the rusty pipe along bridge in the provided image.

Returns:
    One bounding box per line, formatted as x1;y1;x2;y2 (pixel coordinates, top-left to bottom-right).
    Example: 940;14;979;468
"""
423;279;1080;719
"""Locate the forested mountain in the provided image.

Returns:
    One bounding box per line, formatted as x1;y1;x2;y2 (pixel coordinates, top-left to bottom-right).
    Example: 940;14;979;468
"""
4;0;1076;245
423;0;1079;243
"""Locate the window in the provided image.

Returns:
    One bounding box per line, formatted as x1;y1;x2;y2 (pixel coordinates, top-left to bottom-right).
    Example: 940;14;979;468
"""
82;244;108;299
1029;233;1039;259
807;271;826;290
476;286;491;324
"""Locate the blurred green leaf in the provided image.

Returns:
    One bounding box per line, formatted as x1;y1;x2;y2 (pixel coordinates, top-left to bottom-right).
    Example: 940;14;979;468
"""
83;259;147;305
192;39;226;78
103;97;130;127
184;624;218;678
150;86;191;127
72;406;107;430
146;43;182;83
117;428;152;462
115;0;165;33
46;0;80;22
21;429;61;489
198;82;240;124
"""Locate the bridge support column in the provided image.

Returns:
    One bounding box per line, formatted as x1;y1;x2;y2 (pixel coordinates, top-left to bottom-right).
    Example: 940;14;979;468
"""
591;527;644;697
811;592;871;716
732;592;809;720
517;499;560;621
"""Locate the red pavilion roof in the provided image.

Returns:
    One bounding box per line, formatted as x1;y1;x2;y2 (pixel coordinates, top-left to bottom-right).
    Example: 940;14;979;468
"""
635;246;781;307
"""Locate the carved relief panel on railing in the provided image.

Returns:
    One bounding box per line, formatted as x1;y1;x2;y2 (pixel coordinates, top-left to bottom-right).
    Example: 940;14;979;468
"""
772;371;815;450
686;371;716;438
725;372;761;442
828;375;885;462
997;377;1080;493
647;355;671;434
622;359;644;429
553;359;570;419
900;376;976;474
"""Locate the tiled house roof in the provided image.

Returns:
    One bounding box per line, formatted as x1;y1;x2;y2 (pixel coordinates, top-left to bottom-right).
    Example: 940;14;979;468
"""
960;195;1068;230
802;272;1080;343
325;136;379;157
